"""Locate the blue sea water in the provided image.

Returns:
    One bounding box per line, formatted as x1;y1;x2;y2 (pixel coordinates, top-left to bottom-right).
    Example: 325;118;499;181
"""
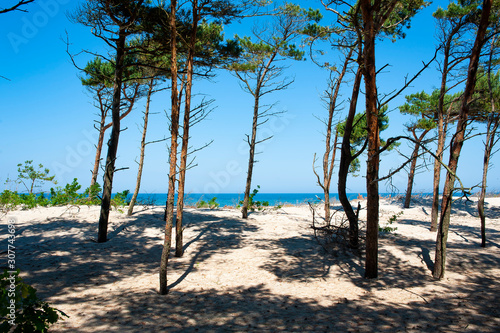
128;193;371;207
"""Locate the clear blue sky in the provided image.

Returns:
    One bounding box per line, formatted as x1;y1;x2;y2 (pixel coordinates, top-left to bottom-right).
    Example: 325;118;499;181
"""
1;0;498;195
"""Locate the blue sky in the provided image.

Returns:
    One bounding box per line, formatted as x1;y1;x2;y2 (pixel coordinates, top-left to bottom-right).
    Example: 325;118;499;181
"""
1;0;498;195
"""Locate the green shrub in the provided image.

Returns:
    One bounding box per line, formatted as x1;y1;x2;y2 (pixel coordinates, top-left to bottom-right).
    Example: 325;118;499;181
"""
196;200;208;208
49;178;82;206
238;186;270;211
379;211;403;233
111;190;130;208
0;190;22;212
196;197;219;209
82;183;102;205
1;269;67;332
208;197;219;209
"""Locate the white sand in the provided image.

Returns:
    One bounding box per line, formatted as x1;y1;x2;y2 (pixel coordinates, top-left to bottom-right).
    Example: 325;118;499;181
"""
1;196;499;332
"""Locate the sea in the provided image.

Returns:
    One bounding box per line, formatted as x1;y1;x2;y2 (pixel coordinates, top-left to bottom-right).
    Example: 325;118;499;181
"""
128;192;375;207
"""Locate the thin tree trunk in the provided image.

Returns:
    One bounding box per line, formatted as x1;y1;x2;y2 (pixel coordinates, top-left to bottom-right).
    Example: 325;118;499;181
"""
430;115;445;231
97;30;126;243
431;22;463;232
176;0;198;257
160;0;179;295
321;51;351;223
479;37;499;248
404;130;429;208
128;80;154;216
338;67;363;249
242;91;260;219
479;116;499;247
433;0;491;279
90;116;106;193
323;132;337;222
361;0;380;279
91;85;136;197
322;131;338;222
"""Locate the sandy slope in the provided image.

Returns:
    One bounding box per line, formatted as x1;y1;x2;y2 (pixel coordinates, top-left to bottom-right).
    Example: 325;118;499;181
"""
1;196;499;332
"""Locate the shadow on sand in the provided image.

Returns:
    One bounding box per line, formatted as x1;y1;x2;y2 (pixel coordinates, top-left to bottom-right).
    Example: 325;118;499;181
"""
2;203;499;332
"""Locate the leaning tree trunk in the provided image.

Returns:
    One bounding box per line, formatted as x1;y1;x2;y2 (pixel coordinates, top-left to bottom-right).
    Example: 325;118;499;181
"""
321;50;351;223
433;0;491;280
431;22;463;232
322;132;337;222
97;30;126;243
479;37;499;248
338;67;363;249
127;80;154;216
478;115;499;247
242;89;260;219
430;115;445;231
361;0;380;279
90;115;106;194
160;0;180;295
404;130;429;208
176;1;198;257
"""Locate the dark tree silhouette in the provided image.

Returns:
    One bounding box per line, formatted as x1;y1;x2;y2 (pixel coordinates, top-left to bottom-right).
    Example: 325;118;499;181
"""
0;0;34;14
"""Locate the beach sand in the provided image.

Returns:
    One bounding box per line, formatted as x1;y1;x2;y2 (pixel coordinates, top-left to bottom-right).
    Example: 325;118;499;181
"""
2;196;500;332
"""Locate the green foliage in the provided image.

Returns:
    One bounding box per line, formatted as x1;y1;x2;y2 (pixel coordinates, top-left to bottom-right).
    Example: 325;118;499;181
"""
227;3;322;74
16;161;56;194
1;178;102;210
208;197;219;209
336;106;394;174
399;89;461;130
0;191;49;211
0;190;22;212
84;183;102;205
344;0;430;41
1;269;67;332
471;69;500;120
111;190;130;207
433;0;481;21
238;186;270;212
80;57;115;87
49;178;82;206
196;197;219;209
379;211;404;233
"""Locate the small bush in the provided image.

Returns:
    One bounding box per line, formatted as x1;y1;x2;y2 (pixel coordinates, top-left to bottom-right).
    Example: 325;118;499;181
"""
238;186;270;212
50;178;82;206
0;269;68;332
111;190;130;210
0;190;22;212
196;197;219;209
379;211;403;233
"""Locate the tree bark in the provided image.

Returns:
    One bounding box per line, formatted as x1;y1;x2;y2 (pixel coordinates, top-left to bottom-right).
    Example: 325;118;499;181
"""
176;0;198;257
431;18;467;232
90;99;107;194
433;0;491;280
338;67;363;249
323;132;337;222
160;0;179;295
479;36;499;248
404;130;429;208
430;114;445;231
127;79;154;216
242;90;260;219
90;122;105;190
91;85;137;196
478;116;497;247
320;51;351;223
97;29;126;243
361;0;380;279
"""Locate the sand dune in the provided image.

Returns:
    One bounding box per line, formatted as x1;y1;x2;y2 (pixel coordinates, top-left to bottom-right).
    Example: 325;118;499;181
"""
2;196;500;332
